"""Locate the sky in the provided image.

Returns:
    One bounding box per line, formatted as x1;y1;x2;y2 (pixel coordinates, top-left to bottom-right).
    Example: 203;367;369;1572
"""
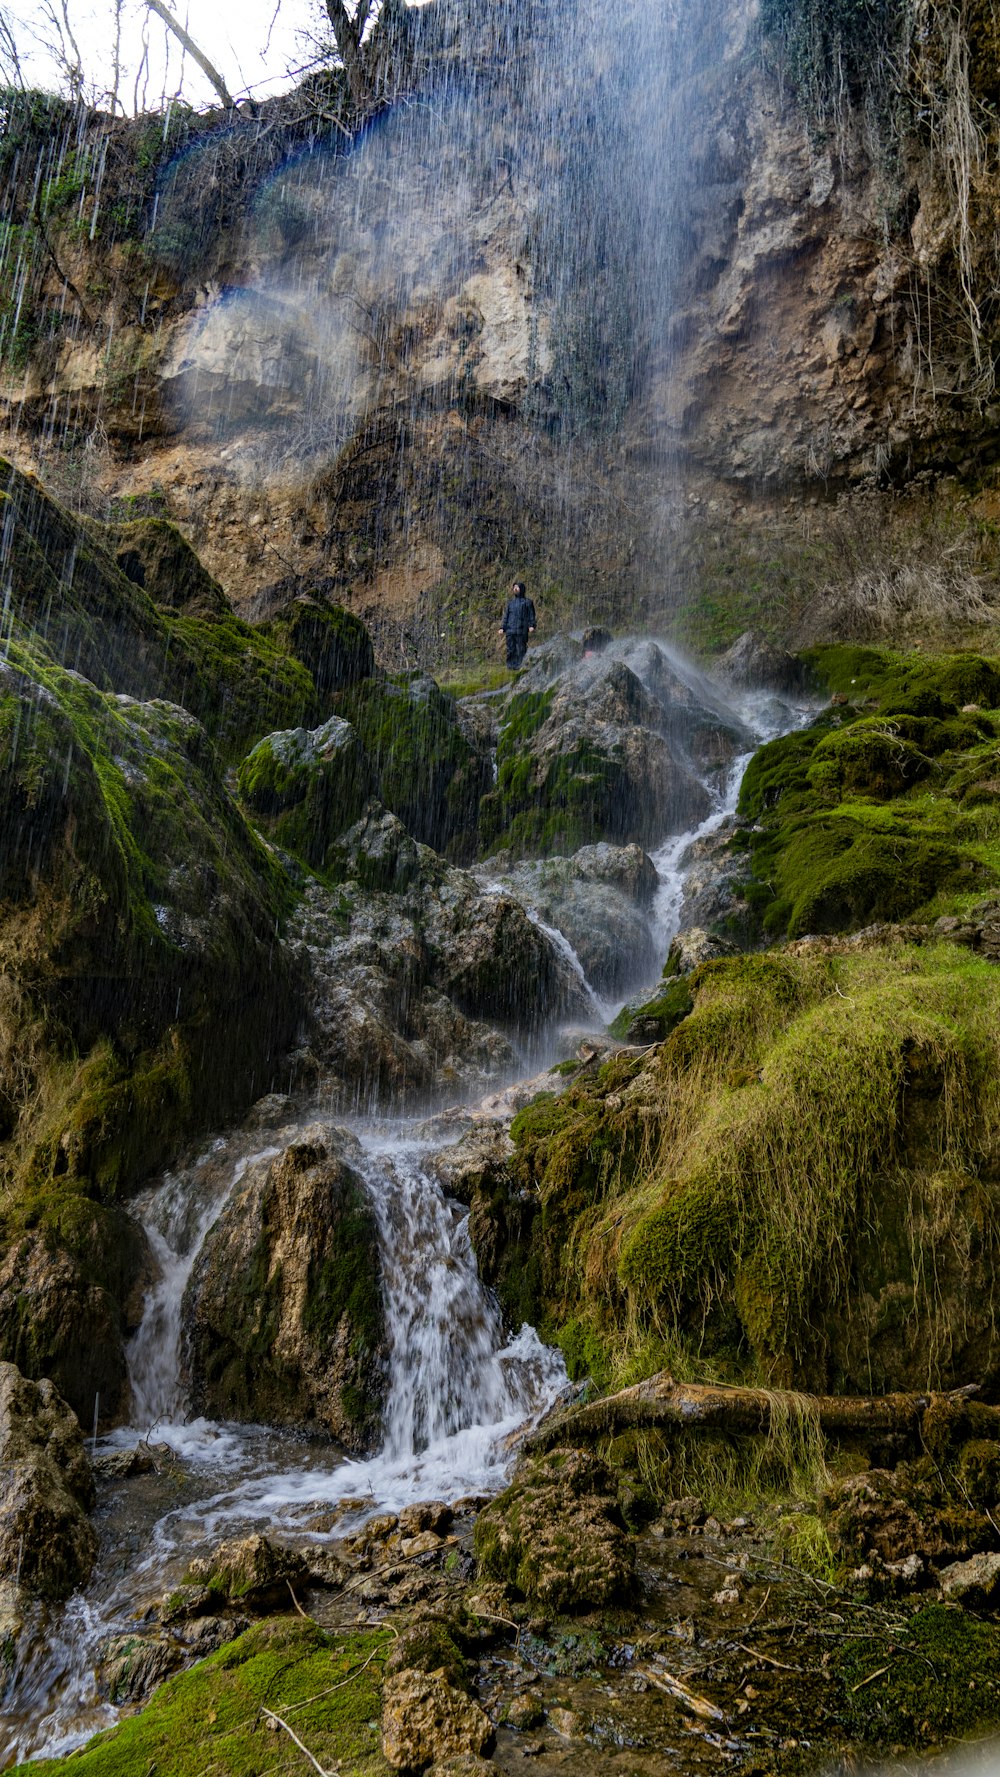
3;0;427;112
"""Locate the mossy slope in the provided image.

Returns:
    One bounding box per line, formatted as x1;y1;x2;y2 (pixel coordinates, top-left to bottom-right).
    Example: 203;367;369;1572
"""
15;1620;390;1777
735;645;1000;941
0;634;299;1417
1;458;371;761
476;942;1000;1398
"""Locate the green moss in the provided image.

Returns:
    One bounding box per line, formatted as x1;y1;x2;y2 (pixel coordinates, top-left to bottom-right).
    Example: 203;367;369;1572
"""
608;976;694;1042
485;941;1000;1398
15;1620;390;1777
303;1187;385;1364
236;720;373;871
334;674;486;858
98;516;228;618
805;645;1000;713
736;647;1000;940
837;1603;1000;1746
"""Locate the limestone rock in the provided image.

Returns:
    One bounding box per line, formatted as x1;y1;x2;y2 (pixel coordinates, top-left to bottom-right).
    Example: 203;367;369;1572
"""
665;926;737;975
823;1469;992;1567
185;1534;310;1611
475;842;660;996
939;1552;1000;1610
474;1446;635;1612
100;1633;182;1704
185;1131;386;1448
0;1362;96;1602
237;716;375;867
717;630;808;693
289;847;589;1105
381;1669;493;1772
483;640;750;858
0;1222;149;1428
426;1124;513;1209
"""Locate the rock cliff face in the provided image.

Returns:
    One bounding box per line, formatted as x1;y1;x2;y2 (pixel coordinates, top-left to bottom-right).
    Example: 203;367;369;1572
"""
2;0;998;659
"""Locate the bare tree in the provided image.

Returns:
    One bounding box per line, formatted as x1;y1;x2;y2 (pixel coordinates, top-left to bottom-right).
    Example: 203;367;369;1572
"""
144;0;237;108
325;0;376;107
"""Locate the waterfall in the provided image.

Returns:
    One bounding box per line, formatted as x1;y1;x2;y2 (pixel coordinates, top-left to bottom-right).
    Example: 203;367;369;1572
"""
127;1146;280;1434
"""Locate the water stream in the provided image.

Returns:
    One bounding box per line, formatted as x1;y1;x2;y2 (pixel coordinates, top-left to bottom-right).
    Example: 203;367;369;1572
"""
1;656;812;1766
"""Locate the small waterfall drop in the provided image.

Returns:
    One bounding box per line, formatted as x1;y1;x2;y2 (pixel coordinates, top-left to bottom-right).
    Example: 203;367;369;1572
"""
128;1144;280;1433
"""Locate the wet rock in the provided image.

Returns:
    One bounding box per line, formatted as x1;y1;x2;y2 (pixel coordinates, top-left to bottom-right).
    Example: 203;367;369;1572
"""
288;842;589;1104
326;803;422;894
506;1692;545;1730
939;1551;1000;1609
474;843;659;996
549;1706;585;1738
100;1633;182;1703
0;1223;149;1429
330;673;490;859
483;650;717;856
716;630;808;693
179;1613;251;1654
426;1124;513;1208
0;1362;96;1602
186;1131;386;1448
93;1445;158;1480
260;587;374;695
399;1501;454;1537
237;715;375;867
474;1446;635;1612
305;1548;349;1589
185;1534;311;1611
381;1669;493;1772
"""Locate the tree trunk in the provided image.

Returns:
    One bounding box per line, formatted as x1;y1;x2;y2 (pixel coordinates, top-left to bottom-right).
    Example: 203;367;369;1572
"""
526;1371;983;1455
326;0;374;110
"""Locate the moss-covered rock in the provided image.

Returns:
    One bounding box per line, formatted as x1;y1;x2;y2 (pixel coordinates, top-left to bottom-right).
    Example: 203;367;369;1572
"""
266;593;374;697
332;673;488;860
102;516;229;618
736;646;1000;941
0;458;374;763
183;1535;310;1613
185;1133;386;1448
473;1446;635;1611
479;654;715;859
237;716;375;869
0;640;299;1416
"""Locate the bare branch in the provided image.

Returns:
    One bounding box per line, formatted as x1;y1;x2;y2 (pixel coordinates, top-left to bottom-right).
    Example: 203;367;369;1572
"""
144;0;236;108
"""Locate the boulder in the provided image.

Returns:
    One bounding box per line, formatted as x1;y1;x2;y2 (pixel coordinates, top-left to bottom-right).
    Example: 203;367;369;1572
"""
0;1362;96;1602
100;1633;183;1704
474;1446;635;1611
939;1551;1000;1610
0;1217;150;1428
426;1124;514;1208
333;673;491;860
185;1131;386;1448
475;843;659;996
381;1670;493;1772
237;716;375;866
184;1534;310;1611
289;848;590;1106
482;640;750;857
716;629;808;694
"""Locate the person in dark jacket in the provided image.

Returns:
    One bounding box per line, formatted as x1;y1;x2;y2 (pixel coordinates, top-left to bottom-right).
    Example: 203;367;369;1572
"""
499;580;536;668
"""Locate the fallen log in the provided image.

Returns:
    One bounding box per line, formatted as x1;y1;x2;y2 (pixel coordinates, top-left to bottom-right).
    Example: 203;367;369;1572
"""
525;1372;984;1455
